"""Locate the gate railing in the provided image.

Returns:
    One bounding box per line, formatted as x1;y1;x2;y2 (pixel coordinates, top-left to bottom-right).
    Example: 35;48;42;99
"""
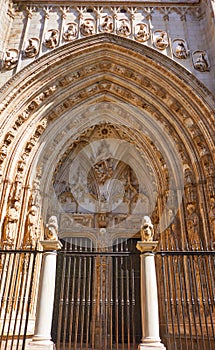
156;249;215;350
0;249;41;350
52;250;141;350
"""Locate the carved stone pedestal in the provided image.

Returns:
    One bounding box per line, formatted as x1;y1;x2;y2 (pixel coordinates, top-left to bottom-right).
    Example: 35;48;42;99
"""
28;239;62;349
136;241;166;350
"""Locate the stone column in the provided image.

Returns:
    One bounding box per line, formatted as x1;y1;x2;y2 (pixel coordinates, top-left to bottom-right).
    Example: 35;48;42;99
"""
136;241;166;350
28;239;62;350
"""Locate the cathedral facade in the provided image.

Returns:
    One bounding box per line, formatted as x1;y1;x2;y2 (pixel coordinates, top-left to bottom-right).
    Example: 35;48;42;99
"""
0;0;215;349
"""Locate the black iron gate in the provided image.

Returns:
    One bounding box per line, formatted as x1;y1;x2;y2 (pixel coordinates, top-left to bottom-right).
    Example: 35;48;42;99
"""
156;248;215;350
0;249;40;350
52;238;141;350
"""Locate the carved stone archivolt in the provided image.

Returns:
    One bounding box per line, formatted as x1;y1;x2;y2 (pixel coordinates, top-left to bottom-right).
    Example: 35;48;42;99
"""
0;35;214;248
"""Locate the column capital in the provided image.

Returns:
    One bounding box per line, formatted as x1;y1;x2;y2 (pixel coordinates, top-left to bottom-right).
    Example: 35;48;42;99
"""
40;239;62;251
136;241;158;253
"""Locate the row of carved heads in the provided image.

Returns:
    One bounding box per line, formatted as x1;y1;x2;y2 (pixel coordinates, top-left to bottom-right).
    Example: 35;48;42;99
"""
3;23;210;72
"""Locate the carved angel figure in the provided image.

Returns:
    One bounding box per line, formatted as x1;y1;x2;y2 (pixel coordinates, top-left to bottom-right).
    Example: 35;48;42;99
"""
135;23;150;42
45;216;59;241
153;31;168;50
63;23;78;41
140;216;154;242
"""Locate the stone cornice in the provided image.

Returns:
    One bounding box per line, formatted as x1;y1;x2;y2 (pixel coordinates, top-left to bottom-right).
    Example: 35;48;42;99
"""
14;1;201;5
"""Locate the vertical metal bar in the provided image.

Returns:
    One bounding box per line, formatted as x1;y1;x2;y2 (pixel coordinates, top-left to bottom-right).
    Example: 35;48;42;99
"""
99;254;103;350
91;254;97;350
22;251;37;350
68;253;76;350
109;254;113;350
62;249;72;349
74;248;82;350
57;244;67;349
196;252;211;350
85;240;93;350
10;252;28;349
80;244;87;350
201;252;215;346
115;240;119;350
120;240;125;350
165;241;177;349
0;252;17;348
16;252;34;350
180;254;194;349
125;242;130;350
160;252;171;350
130;253;136;350
169;241;182;350
4;252;21;350
190;251;205;349
185;252;200;349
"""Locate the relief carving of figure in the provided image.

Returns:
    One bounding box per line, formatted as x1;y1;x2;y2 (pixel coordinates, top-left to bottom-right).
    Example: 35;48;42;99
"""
80;18;95;36
3;49;18;70
135;23;150;42
45;216;59;240
100;15;113;33
25;205;39;248
63;23;78;41
186;203;200;244
117;19;131;37
24;38;39;58
13;173;23;201
44;29;58;49
193;51;210;72
153;31;169;50
173;39;188;59
140;216;154;242
4;201;20;245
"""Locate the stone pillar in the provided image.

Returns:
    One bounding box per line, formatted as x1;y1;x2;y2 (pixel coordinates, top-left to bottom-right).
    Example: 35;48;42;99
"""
28;240;62;350
136;241;166;350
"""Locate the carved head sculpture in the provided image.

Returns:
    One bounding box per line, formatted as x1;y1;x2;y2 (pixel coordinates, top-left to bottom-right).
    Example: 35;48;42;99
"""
140;216;154;242
46;215;58;240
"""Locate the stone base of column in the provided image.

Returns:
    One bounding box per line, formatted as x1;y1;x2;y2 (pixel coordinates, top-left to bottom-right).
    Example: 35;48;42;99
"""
27;339;55;349
138;337;166;350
